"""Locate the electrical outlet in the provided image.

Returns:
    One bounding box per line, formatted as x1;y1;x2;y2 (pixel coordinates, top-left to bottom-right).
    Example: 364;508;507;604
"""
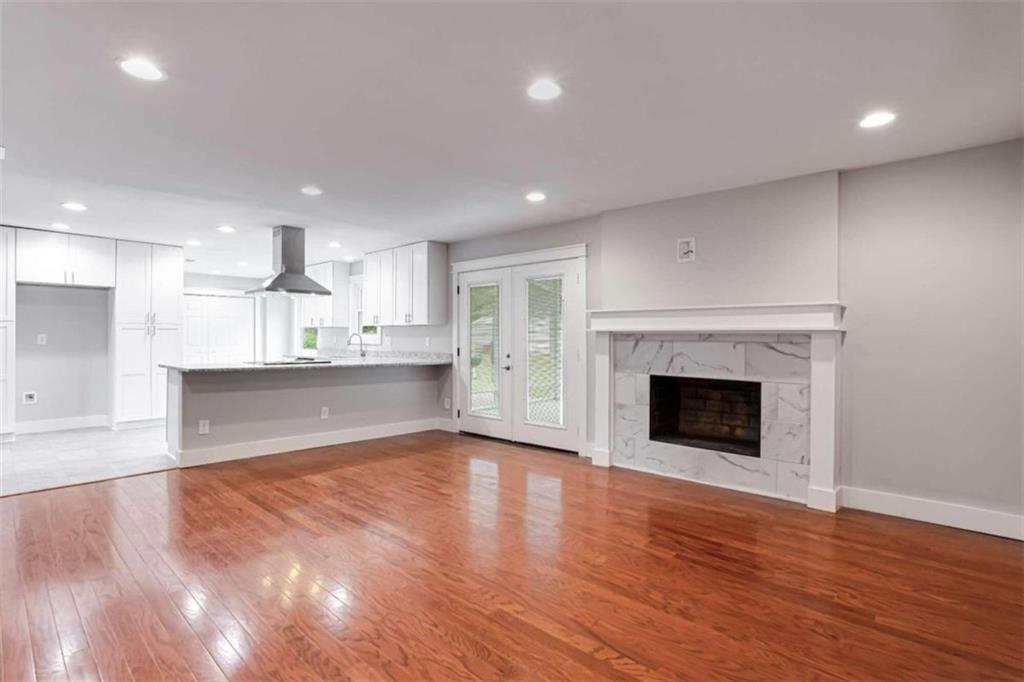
198;419;210;435
22;392;37;405
320;406;329;419
36;333;47;346
443;397;451;410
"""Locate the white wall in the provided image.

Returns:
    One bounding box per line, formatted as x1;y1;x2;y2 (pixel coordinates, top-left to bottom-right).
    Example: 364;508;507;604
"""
16;285;109;424
839;140;1023;515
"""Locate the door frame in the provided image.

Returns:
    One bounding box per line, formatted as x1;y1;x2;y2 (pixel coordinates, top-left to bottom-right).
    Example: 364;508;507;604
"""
450;243;587;454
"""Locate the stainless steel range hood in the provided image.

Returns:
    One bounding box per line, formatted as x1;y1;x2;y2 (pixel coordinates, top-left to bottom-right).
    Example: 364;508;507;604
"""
247;225;330;296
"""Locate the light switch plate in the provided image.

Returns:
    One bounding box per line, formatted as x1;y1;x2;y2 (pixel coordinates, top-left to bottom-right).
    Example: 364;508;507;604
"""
677;237;696;262
22;392;37;405
198;419;210;435
320;406;329;419
36;333;47;345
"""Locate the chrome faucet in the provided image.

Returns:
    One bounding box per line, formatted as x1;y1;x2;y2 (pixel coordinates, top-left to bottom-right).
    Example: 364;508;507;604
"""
347;332;366;357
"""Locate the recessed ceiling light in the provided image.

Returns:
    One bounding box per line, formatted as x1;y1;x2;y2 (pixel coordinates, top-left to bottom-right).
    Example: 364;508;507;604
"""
328;241;341;248
525;191;547;203
238;261;248;267
859;110;897;129
217;224;236;233
185;239;202;247
212;270;222;275
300;185;323;196
119;56;166;82
527;78;562;101
50;222;70;231
61;201;87;212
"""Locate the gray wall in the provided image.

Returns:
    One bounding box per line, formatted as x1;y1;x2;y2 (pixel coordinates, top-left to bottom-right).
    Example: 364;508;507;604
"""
450;170;840;443
839;141;1022;514
449;172;839;310
178;365;451;450
599;171;838;308
16;285;110;423
449;141;1023;515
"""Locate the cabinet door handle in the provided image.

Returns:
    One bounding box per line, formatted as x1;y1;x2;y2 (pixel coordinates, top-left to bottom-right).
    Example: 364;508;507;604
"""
71;271;75;284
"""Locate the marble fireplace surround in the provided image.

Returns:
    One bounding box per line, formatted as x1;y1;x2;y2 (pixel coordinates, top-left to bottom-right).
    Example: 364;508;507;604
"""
590;303;844;512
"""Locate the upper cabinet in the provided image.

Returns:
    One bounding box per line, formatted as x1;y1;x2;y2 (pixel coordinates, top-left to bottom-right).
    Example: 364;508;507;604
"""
114;241;184;325
16;228;115;287
362;241;447;327
0;227;14;321
299;261;350;328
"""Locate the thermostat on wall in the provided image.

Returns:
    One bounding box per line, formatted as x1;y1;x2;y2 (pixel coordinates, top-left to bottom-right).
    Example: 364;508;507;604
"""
677;237;696;262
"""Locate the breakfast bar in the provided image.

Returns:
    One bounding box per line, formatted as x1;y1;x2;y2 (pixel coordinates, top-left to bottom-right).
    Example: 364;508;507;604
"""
162;353;454;467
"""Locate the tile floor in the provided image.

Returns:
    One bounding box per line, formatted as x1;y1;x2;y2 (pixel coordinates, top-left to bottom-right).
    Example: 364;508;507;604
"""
0;425;175;496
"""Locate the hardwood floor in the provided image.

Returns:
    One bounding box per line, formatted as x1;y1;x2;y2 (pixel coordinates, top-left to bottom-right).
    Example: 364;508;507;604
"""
1;431;1020;681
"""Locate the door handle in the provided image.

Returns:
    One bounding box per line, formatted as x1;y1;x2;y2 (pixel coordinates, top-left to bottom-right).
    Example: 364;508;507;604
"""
502;365;512;371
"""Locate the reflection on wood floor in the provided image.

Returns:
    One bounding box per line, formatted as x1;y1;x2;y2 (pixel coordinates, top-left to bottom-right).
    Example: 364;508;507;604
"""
1;430;1020;680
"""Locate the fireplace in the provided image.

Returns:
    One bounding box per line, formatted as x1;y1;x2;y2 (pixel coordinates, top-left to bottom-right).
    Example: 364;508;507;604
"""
649;375;761;458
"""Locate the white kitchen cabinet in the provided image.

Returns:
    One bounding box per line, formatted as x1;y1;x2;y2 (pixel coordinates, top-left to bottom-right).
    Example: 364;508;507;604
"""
114;325;153;422
365;241;447;327
68;235;116;287
151;325;183;420
111;240;184;425
114;241;151;324
378;248;396;326
393;244;413;325
16;228;115;287
0;322;13;437
151;245;184;325
16;230;69;285
0;227;15;321
362;251;382;326
299;261;350;328
0;230;14;436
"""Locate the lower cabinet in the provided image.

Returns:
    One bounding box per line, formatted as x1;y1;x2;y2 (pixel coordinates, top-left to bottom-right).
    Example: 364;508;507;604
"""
113;323;182;424
0;322;12;437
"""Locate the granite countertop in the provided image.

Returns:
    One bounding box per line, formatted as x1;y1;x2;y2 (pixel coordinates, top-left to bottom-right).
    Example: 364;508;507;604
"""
161;352;453;373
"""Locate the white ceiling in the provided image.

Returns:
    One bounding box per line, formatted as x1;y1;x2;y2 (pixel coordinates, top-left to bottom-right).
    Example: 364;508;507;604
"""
2;2;1020;277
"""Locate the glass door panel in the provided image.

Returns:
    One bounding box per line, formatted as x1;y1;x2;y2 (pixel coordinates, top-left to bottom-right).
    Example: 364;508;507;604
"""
469;283;501;418
457;268;513;440
525;277;564;427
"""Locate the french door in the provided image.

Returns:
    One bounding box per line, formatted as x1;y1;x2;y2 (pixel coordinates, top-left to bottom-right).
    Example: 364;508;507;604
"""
457;259;584;452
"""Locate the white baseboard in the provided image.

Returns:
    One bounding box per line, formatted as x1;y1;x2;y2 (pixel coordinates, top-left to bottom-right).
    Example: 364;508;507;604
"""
16;414;108;435
839;486;1023;541
806;485;839;512
111;418;164;432
586;444;611;467
435;417;458;433
177;417;451;468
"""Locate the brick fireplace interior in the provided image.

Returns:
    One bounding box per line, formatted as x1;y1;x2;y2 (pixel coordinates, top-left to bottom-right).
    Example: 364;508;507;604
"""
649;375;761;458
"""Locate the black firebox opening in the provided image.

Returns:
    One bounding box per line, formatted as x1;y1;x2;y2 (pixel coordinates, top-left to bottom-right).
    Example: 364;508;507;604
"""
649;375;761;458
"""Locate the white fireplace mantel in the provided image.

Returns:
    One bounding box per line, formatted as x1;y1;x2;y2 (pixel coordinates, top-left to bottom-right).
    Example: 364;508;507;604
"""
588;301;844;334
589;301;844;513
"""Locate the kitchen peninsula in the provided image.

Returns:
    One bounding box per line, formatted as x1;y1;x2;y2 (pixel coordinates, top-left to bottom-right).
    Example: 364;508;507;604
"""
162;352;453;467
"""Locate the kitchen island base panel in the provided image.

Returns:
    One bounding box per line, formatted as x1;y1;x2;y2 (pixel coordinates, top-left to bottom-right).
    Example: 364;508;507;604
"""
168;364;452;467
